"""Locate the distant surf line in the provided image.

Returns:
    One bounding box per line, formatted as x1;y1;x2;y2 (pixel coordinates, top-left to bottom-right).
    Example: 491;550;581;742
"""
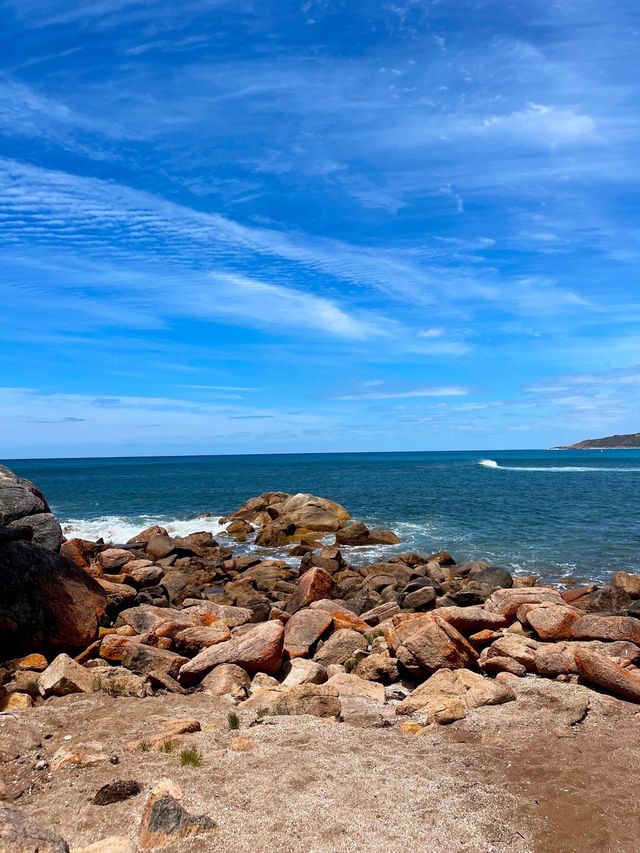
478;459;640;473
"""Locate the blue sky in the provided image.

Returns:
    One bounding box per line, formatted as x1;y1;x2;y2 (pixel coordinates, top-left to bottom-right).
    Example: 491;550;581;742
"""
1;0;639;457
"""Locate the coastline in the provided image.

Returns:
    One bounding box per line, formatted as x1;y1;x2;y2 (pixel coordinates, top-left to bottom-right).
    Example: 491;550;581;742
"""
2;469;640;851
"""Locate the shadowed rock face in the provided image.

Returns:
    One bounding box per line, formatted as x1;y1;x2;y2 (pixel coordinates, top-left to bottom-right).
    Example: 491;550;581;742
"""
0;801;69;852
0;465;62;551
0;540;107;659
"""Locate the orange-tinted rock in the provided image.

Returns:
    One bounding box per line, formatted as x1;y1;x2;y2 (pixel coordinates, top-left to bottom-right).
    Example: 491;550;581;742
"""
313;628;368;666
390;614;478;675
434;606;508;634
173;625;232;656
127;525;168;545
396;668;515;718
285;568;336;614
570;614;640;644
522;604;581;640
575;648;640;702
5;653;48;672
484;587;565;620
331;611;369;633
97;548;136;572
0;541;107;659
60;538;93;572
612;572;640;598
121;644;187;679
178;621;284;685
138;778;215;850
283;609;332;658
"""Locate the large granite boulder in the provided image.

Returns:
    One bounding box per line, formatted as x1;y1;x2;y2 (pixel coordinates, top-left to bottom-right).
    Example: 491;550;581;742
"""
0;538;107;659
0;465;62;551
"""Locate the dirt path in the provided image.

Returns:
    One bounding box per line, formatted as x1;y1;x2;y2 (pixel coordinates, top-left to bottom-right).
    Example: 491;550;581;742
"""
1;677;639;852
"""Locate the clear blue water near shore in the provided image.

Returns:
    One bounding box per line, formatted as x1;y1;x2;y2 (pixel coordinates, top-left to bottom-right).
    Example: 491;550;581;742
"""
5;450;640;583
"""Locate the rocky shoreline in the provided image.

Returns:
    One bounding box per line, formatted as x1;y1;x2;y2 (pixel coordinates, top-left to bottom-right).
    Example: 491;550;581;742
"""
2;463;640;852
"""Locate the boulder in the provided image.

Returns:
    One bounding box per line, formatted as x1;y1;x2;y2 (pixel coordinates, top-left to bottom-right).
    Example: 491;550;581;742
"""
241;683;341;717
570;614;640;644
201;664;251;701
285;568;336;614
182;600;253;628
389;614;478;675
0;802;69;852
523;604;582;639
313;629;368;666
173;625;232;656
226;518;254;542
121;645;188;680
8;513;62;551
281;658;328;687
612;572;640;599
91;666;147;697
127;525;168;545
178;621;285;685
38;653;94;697
97;548;136;572
138;779;216;850
575;648;640;703
484;587;565;620
572;585;633;614
534;640;640;677
0;540;107;659
284;609;332;658
434;606;508;634
469;566;513;592
396;668;516;719
353;652;399;684
479;634;539;671
326;672;386;703
336;521;400;547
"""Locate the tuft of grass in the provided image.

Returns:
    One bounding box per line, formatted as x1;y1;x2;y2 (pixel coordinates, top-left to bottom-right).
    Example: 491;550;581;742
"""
158;740;174;753
365;628;385;644
138;740;151;752
227;711;240;730
179;745;204;767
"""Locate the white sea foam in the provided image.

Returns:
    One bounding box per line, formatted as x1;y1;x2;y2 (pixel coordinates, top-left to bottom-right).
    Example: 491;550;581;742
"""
478;458;640;473
62;514;229;544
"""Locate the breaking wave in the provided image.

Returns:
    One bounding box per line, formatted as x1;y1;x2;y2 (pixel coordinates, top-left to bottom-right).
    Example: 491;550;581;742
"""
478;459;640;473
61;514;229;544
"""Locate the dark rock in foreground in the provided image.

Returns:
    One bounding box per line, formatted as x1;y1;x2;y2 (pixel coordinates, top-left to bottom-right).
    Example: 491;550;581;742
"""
0;537;107;659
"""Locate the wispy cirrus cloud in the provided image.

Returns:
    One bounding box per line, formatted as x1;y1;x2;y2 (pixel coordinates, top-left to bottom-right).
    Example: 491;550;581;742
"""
334;385;470;401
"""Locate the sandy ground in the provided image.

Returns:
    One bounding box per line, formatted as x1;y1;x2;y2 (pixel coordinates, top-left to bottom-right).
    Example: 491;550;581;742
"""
1;677;639;853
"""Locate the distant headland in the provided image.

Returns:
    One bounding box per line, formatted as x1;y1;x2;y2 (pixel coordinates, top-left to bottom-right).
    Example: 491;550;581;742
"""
556;432;640;449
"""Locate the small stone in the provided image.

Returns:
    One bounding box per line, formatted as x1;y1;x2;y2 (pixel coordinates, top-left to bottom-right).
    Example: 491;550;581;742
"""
0;692;33;711
92;780;142;805
400;721;426;734
5;653;48;672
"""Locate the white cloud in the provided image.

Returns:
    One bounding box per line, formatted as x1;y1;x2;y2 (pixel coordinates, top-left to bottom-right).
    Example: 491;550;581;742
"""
335;386;470;401
417;327;445;338
479;103;599;146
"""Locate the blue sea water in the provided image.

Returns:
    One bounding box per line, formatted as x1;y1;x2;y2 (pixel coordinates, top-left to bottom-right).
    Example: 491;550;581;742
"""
5;450;640;583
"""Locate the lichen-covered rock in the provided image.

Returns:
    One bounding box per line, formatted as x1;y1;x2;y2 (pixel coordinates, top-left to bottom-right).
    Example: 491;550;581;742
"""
138;779;216;849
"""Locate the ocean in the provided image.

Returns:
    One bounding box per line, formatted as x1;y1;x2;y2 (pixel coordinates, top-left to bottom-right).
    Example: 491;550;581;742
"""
5;450;640;584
